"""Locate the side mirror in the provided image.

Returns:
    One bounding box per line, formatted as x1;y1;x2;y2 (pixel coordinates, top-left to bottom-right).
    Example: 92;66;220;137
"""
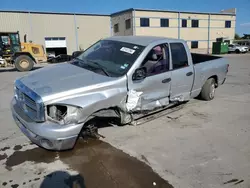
72;51;83;58
132;67;147;81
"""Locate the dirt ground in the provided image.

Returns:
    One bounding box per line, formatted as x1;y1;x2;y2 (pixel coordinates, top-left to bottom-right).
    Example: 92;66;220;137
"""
0;53;249;188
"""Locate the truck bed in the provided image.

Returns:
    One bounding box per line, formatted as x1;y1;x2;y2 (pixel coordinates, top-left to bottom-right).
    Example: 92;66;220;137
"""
191;53;228;99
191;53;222;64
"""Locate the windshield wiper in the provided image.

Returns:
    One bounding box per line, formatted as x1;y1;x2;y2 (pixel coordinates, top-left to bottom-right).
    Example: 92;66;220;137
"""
87;60;110;77
72;57;87;65
72;58;110;77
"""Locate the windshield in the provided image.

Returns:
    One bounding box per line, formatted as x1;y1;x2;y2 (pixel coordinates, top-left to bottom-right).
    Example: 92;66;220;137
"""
71;40;145;77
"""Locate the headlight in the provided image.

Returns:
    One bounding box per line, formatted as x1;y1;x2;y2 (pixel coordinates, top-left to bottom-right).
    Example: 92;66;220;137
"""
47;105;83;125
14;86;21;100
14;86;17;99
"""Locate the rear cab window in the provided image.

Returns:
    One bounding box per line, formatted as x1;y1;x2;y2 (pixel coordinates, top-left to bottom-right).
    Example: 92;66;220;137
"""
170;43;189;70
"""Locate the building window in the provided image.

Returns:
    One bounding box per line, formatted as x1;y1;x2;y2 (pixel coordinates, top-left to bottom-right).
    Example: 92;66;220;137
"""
160;18;169;27
58;37;66;40
225;21;231;28
191;41;198;49
125;19;131;29
191;20;199;28
45;37;66;40
182;19;187;27
140;18;150;27
114;24;119;33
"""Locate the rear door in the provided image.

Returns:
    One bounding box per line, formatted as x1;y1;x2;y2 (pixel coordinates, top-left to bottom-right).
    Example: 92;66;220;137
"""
127;43;172;111
169;43;194;101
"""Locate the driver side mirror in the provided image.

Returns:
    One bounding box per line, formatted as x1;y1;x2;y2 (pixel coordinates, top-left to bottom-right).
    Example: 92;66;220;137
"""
132;67;147;81
72;51;83;58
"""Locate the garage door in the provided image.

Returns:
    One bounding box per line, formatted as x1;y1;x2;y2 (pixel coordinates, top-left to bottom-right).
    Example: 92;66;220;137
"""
45;37;67;48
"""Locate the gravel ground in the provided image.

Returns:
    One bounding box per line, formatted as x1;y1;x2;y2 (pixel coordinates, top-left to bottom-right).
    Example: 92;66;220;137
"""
0;54;249;188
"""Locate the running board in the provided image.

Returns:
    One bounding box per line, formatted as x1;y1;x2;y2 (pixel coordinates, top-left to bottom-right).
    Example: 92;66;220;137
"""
130;103;185;126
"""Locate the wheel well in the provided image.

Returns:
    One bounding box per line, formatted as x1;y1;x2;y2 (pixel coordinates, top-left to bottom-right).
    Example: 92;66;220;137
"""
83;107;123;127
13;52;36;63
78;107;125;139
208;75;218;87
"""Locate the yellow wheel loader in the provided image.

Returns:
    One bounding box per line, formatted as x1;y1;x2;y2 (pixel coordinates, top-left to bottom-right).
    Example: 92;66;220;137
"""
0;31;47;71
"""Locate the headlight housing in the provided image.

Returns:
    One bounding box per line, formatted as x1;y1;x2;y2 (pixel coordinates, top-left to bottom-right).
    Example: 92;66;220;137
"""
47;104;83;125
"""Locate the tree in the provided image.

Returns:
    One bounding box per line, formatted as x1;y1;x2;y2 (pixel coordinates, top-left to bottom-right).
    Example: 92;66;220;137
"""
234;33;241;40
242;34;250;39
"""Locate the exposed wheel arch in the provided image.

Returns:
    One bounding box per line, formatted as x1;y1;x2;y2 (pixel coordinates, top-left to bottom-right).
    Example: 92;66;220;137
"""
78;107;130;139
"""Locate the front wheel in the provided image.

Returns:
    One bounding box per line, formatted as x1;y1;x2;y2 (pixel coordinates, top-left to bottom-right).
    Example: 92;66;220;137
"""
200;78;216;101
14;55;34;72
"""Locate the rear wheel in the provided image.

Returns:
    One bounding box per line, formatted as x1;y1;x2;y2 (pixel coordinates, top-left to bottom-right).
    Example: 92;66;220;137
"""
200;78;216;101
236;49;240;54
14;55;34;72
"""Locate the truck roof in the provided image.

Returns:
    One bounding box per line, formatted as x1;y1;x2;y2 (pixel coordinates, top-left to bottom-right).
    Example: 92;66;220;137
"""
105;36;184;46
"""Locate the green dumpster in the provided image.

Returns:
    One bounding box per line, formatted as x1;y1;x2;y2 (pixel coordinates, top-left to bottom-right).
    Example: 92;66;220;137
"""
212;42;229;54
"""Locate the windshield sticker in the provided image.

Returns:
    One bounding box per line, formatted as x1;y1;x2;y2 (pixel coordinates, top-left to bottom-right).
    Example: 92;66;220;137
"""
123;63;129;68
120;47;135;54
120;65;126;69
133;46;139;49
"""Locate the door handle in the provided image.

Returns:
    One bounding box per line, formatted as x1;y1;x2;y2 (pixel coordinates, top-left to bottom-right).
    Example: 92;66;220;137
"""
162;78;171;83
186;72;193;76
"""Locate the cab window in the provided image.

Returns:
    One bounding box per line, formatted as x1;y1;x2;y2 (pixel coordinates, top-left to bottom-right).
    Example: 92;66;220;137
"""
170;43;188;69
141;44;170;76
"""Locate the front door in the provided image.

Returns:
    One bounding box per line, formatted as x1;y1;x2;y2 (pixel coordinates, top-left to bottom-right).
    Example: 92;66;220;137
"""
127;44;171;111
169;42;194;101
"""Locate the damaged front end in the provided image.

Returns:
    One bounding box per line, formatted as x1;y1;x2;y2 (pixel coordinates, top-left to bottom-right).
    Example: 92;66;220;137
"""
47;104;106;139
47;104;84;125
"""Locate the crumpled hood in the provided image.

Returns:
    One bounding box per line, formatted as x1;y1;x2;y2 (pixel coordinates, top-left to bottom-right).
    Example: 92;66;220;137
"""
18;62;116;102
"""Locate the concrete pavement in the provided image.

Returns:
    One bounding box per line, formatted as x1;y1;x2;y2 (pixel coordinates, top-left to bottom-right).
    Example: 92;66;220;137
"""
0;54;249;188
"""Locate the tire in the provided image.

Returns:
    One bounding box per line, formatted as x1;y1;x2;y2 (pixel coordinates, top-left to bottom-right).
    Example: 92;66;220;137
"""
236;49;240;54
14;55;34;72
52;58;57;63
200;78;216;101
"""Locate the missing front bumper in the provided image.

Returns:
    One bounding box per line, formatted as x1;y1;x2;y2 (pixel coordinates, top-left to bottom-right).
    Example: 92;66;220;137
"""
12;114;78;150
11;98;79;151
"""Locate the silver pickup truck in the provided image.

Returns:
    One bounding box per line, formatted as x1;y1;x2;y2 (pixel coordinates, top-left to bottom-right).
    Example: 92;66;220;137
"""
11;36;229;150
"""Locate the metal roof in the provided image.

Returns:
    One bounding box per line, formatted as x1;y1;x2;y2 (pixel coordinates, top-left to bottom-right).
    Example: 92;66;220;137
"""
105;36;183;46
0;7;236;17
0;10;110;17
111;8;236;16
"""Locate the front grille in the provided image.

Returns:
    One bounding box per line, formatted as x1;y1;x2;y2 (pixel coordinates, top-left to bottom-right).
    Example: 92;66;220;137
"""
15;84;45;122
23;93;37;110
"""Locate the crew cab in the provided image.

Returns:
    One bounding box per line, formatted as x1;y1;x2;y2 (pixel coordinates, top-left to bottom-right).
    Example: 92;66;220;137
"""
11;36;229;151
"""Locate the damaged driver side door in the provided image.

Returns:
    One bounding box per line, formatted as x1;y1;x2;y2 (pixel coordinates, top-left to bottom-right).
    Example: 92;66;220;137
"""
127;43;172;112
